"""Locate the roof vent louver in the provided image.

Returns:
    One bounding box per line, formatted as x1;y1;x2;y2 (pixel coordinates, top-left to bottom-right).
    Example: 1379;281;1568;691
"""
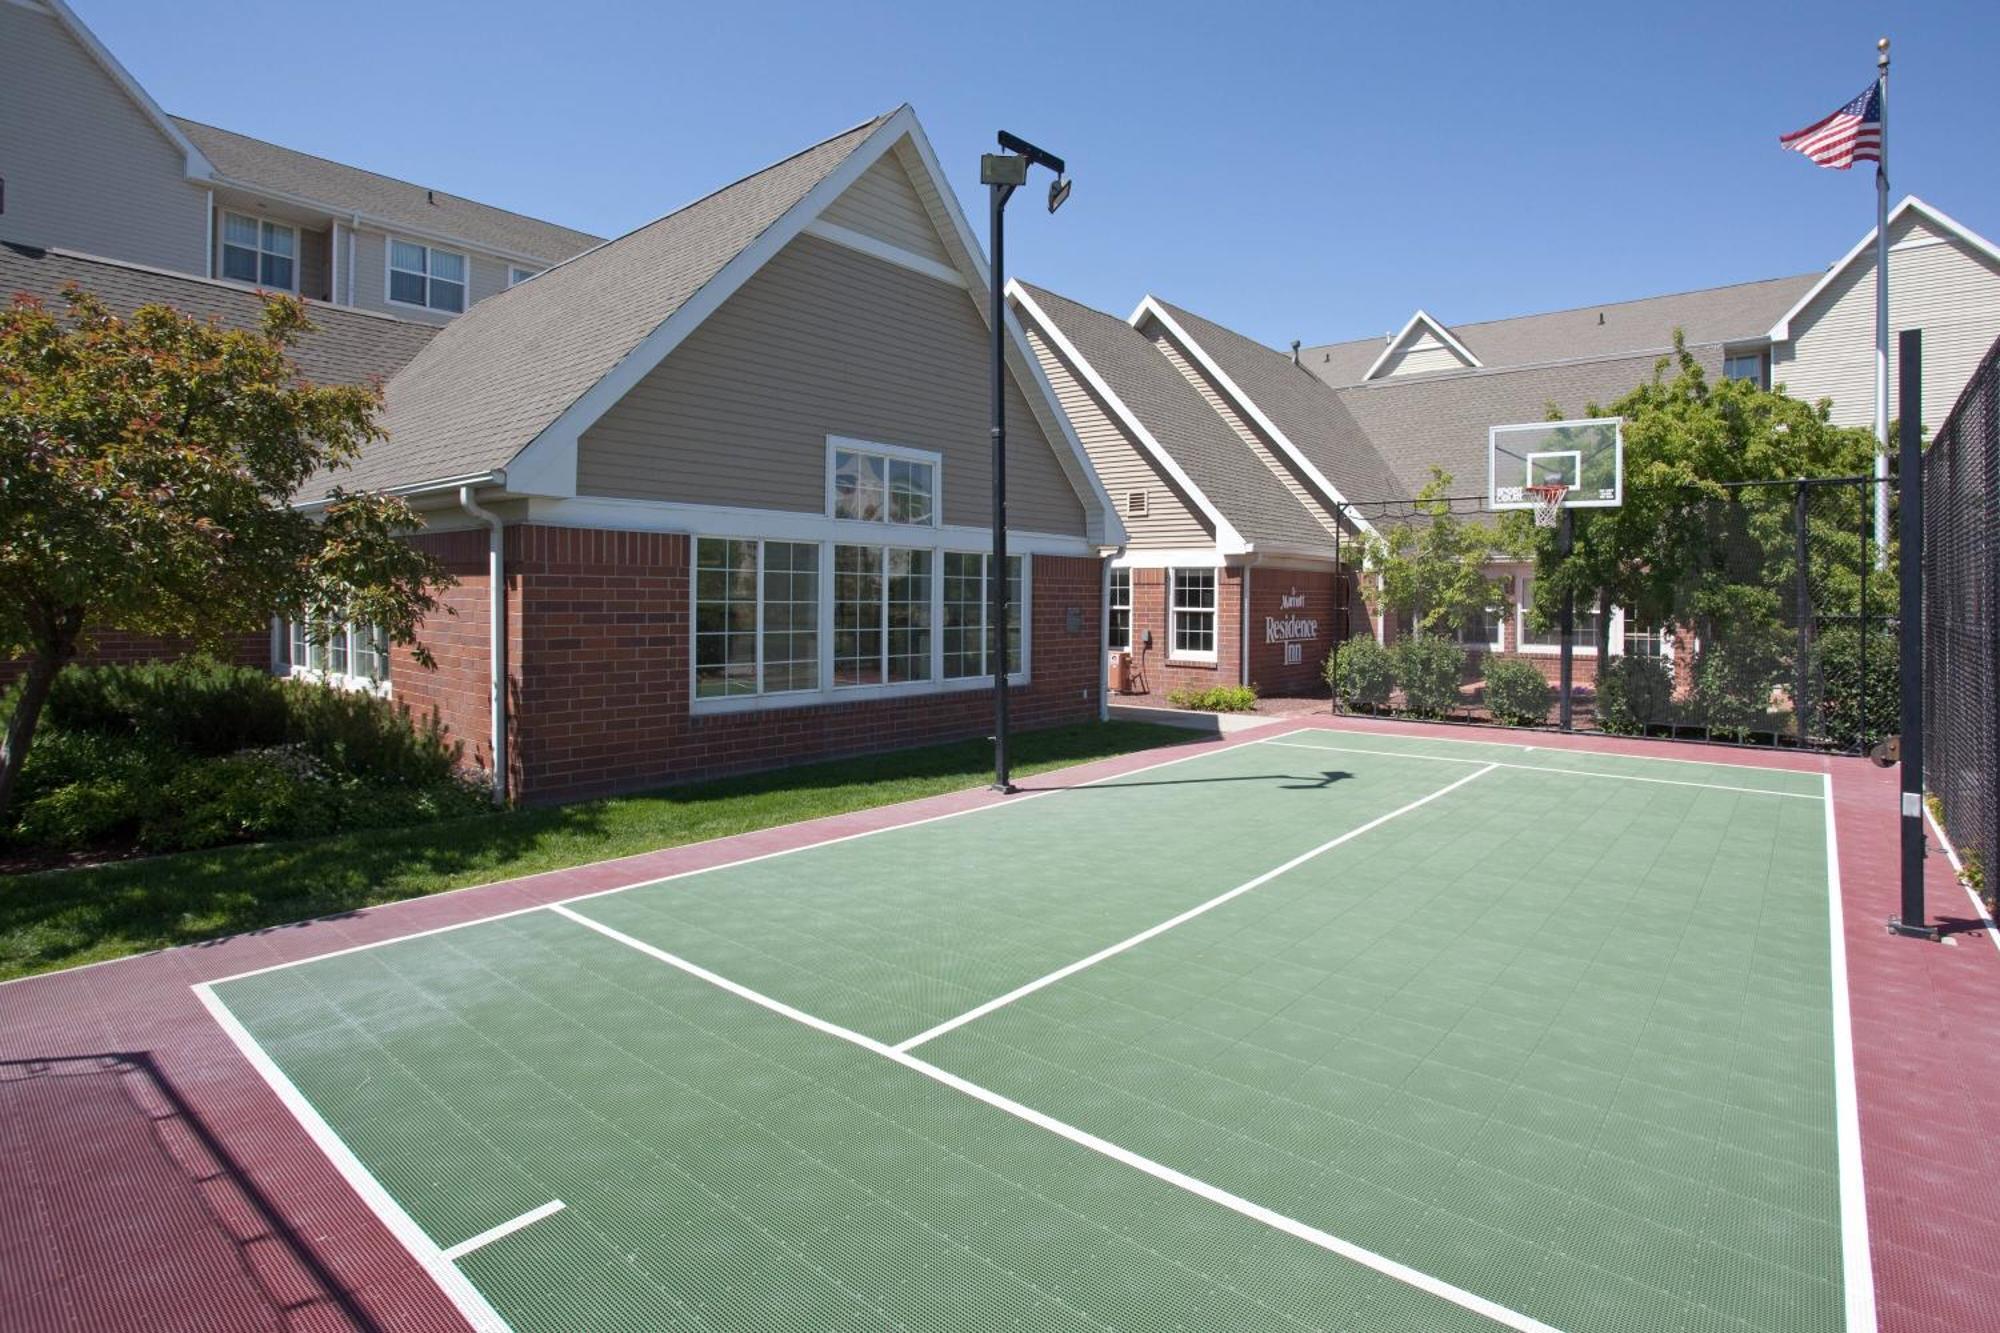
1125;490;1150;518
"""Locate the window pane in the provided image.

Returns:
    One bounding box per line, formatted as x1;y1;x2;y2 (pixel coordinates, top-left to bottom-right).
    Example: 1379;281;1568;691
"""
261;253;294;289
886;548;931;682
1003;555;1024;675
429;279;466;313
694;538;758;697
509;267;538;286
222;245;258;282
261;222;294;257
389;269;427;305
1172;568;1215;655
833;450;885;522
833;545;883;685
942;552;983;679
762;541;819;693
390;240;426;273
429;250;466;283
887;459;934;525
1108;568;1131;652
224;213;260;247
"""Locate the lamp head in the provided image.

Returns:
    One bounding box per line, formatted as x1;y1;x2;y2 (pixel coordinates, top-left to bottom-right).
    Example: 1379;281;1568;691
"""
1047;174;1072;214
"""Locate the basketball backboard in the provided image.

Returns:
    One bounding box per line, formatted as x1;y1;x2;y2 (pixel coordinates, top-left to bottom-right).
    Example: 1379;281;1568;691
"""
1488;418;1624;510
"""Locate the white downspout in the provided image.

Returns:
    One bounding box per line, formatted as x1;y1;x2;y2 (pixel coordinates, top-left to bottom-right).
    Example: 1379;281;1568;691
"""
1097;554;1111;721
204;191;214;278
458;486;507;805
1239;559;1253;689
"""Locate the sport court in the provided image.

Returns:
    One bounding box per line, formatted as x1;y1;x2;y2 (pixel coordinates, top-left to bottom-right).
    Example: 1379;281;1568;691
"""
200;727;1862;1333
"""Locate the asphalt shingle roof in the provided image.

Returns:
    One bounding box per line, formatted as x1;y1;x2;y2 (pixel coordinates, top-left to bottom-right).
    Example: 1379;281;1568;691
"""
1148;299;1407;508
1303;273;1817;388
1019;284;1332;550
1;242;437;388
327;113;891;496
174;118;603;264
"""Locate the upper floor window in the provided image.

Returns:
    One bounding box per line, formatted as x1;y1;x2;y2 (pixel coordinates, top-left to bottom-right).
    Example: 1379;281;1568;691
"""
1723;352;1768;389
508;266;539;287
829;440;937;526
389;239;467;313
222;213;295;290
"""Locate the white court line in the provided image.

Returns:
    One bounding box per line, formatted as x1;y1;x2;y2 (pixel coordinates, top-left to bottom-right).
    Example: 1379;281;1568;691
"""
893;763;1502;1053
442;1200;567;1262
548;901;1558;1333
1259;738;1826;800
1925;803;2000;959
1302;721;1835;774
201;733;1256;990
193;985;515;1333
1822;773;1878;1333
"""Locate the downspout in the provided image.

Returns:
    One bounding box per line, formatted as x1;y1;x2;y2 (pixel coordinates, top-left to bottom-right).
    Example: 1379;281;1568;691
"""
1097;554;1111;721
1239;558;1254;689
458;486;508;805
204;191;214;278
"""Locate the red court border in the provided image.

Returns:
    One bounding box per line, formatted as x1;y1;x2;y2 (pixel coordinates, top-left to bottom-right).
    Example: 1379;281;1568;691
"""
1;717;1993;1331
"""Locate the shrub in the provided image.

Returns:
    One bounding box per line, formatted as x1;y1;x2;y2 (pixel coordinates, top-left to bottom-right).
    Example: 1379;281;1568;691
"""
139;746;341;852
1394;638;1467;718
5;732;174;850
1690;641;1784;740
46;658;290;756
1811;625;1899;751
1328;637;1394;711
1482;658;1552;727
1596;655;1675;735
1165;684;1259;713
282;681;461;785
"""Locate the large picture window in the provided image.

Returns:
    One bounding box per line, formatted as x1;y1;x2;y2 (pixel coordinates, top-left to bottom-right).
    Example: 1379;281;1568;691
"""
831;442;936;525
695;538;820;699
942;552;1022;680
1170;568;1216;660
388;238;468;313
222;213;295;290
833;545;933;686
1108;567;1132;651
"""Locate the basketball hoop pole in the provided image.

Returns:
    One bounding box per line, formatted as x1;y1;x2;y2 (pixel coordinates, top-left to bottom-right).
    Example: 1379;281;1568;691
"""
1558;508;1575;732
1887;328;1936;939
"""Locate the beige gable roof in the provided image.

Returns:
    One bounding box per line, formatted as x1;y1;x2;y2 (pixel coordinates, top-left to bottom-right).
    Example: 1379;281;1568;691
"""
1305;273;1817;388
1;242;437;388
322;114;891;497
173;118;603;264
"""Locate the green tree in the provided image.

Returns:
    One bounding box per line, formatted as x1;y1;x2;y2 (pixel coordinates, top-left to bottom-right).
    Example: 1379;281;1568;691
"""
1364;466;1508;637
0;287;450;815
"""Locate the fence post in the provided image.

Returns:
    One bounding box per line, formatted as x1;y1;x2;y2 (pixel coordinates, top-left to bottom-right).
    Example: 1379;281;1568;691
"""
1857;480;1868;754
1794;481;1812;745
1889;328;1935;940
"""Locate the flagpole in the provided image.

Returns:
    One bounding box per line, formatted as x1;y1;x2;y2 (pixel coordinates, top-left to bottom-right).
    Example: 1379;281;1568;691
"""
1873;36;1890;567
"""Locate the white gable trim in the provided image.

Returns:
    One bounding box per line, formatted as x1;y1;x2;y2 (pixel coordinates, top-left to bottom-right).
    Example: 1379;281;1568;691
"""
45;0;213;179
1128;296;1381;543
802;219;964;287
1767;196;2000;343
1362;308;1481;380
1009;281;1246;554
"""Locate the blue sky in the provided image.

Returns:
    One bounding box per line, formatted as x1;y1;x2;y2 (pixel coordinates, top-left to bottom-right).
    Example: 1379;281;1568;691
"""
83;0;1998;348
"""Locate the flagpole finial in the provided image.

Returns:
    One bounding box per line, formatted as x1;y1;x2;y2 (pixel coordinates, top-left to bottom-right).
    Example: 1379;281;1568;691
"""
1878;36;1889;67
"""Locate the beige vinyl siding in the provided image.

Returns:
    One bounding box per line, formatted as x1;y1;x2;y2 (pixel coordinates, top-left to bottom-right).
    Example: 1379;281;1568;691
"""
579;232;1086;535
1024;327;1212;548
819;152;953;265
346;226;511;323
1774;211;2000;435
0;3;208;273
1375;329;1472;378
1148;327;1342;537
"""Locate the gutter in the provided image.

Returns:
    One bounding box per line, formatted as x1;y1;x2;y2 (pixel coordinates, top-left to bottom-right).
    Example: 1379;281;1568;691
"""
457;486;509;806
208;174;564;269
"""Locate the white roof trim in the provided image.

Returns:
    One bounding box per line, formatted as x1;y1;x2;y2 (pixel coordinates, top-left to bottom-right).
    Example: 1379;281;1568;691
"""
1009;281;1246;554
1767;196;2000;342
209;175;563;269
1362;308;1482;380
45;0;213;179
1127;296;1381;543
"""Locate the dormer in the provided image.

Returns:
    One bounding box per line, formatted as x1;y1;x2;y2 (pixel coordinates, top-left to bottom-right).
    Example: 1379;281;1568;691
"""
1362;309;1481;380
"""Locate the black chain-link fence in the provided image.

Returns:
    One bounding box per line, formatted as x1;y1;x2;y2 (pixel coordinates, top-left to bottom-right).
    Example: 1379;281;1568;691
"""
1329;477;1894;754
1924;333;2000;896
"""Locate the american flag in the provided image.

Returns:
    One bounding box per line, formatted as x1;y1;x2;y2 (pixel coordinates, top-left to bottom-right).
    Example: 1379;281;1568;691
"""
1779;84;1883;169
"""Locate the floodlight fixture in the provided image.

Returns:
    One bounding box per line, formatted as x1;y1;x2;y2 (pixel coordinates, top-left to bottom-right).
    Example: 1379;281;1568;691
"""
1047;175;1072;213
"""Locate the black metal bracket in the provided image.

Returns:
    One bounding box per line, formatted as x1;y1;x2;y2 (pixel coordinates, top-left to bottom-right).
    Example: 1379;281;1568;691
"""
1887;916;1942;941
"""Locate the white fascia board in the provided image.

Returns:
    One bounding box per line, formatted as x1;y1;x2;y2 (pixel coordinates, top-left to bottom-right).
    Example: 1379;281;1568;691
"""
45;0;214;179
1128;296;1382;545
896;119;1124;549
209;176;559;269
1767;196;2000;343
1361;308;1481;380
516;495;1096;556
1009;281;1244;554
802;219;964;287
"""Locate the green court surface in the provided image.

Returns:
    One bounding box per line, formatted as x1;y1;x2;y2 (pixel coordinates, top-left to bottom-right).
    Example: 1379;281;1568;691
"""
201;730;1859;1333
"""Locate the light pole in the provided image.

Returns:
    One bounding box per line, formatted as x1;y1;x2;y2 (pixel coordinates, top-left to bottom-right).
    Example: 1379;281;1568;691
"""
980;131;1069;793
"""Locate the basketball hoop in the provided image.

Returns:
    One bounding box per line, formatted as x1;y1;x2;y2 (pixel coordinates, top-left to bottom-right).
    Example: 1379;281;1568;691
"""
1525;482;1569;529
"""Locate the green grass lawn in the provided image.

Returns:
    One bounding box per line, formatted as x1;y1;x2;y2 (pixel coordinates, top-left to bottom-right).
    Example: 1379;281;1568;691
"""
0;721;1191;983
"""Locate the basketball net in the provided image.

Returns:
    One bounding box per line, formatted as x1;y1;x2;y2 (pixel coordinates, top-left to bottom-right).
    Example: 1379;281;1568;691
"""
1526;482;1569;529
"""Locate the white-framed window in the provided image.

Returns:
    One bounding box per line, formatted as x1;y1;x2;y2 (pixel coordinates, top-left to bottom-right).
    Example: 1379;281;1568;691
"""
942;551;1022;680
693;538;820;700
833;544;933;686
221;212;296;290
282;618;388;690
1454;604;1506;650
1723;351;1768;388
828;438;939;526
1108;567;1132;651
1622;617;1673;661
1518;578;1603;654
1170;567;1217;661
388;238;468;313
507;266;539;287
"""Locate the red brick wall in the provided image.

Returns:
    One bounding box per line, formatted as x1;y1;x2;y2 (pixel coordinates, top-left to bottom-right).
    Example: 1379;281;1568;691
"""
388;528;515;788
1118;565;1243;698
0;630;267;689
1245;568;1338;696
494;528;1101;804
